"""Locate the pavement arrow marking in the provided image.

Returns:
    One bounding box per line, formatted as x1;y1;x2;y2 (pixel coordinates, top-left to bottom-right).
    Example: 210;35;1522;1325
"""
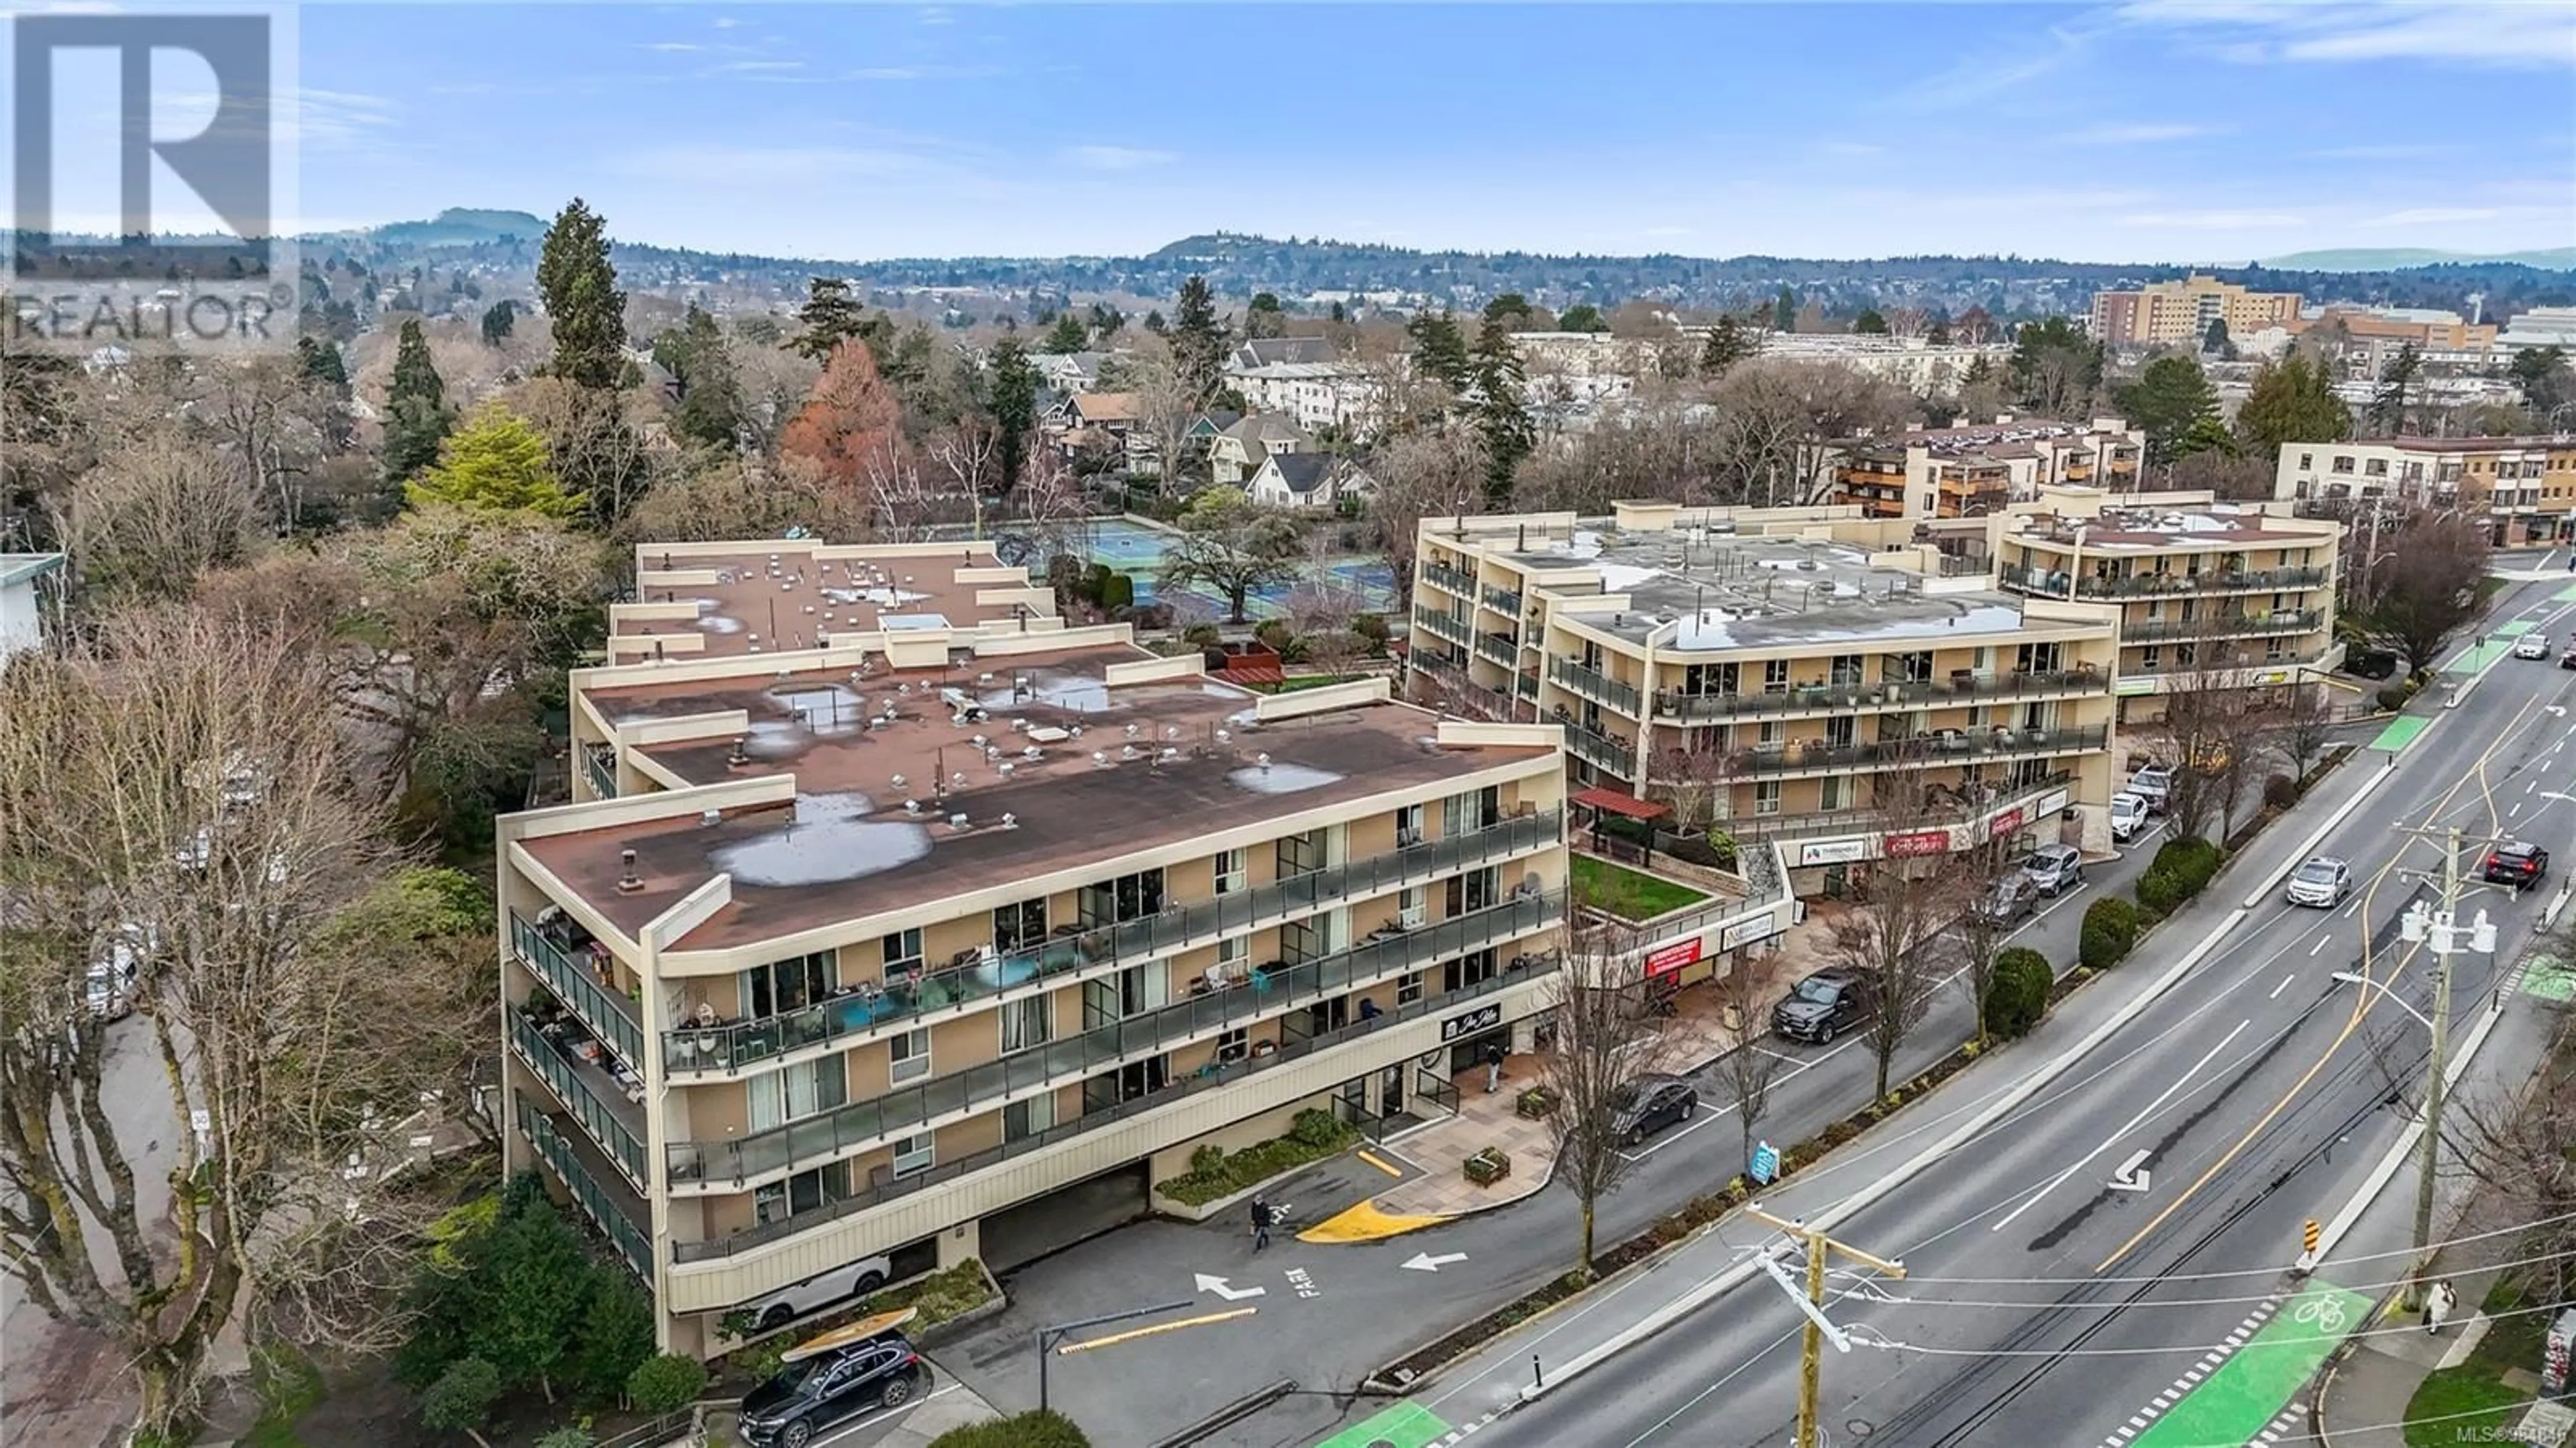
2109;1149;2153;1193
1193;1273;1266;1301
1401;1251;1468;1272
1992;1019;2247;1231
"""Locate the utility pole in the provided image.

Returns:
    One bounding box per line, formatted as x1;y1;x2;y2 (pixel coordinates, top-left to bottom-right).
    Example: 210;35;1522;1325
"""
2392;824;2497;1311
1745;1204;1907;1448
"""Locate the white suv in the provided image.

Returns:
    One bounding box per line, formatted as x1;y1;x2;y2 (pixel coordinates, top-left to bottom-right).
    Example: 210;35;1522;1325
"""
741;1254;896;1334
2108;792;2149;842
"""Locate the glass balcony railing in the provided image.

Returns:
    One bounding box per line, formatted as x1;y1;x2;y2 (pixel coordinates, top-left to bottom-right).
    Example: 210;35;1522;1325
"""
1717;771;2074;844
2123;611;2323;644
1563;721;1635;777
511;912;647;1069
1548;656;1641;715
581;744;619;800
1732;726;2110;777
2002;564;2331;600
1481;585;1524;616
510;1010;649;1190
665;889;1566;1193
1652;667;2106;723
517;1096;651;1282
669;933;1566;1263
1419;561;1476;598
1413;607;1471;645
661;808;1564;1076
1474;631;1519;666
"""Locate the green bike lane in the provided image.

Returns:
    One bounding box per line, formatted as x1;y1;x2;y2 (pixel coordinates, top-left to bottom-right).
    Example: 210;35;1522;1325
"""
2115;1278;2374;1448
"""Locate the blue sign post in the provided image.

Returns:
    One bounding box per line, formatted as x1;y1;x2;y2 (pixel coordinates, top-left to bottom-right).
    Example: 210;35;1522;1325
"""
1750;1139;1780;1186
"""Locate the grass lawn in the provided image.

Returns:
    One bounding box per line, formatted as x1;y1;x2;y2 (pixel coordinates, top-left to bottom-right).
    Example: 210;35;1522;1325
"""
1572;855;1709;922
2402;1279;2547;1448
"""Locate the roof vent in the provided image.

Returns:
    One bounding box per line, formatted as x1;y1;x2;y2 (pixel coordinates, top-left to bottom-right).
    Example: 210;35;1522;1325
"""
904;798;923;814
948;812;969;830
615;850;643;894
1001;812;1018;829
1120;744;1141;761
699;809;721;829
891;773;908;790
727;737;750;767
1022;745;1042;760
1256;752;1273;772
1093;751;1110;768
998;762;1016;777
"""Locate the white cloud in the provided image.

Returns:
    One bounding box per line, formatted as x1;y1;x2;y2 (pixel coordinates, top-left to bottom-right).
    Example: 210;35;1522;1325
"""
637;42;704;54
2065;121;2226;144
612;144;950;185
712;60;804;74
2311;142;2448;160
2119;2;2576;69
710;15;747;29
2119;209;2306;229
2361;206;2505;226
1061;145;1176;171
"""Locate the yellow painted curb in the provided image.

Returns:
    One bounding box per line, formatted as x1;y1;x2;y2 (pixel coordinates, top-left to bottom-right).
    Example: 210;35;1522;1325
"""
1297;1199;1452;1243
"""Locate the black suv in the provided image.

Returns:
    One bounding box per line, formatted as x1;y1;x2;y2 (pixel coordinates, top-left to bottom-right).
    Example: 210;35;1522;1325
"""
1773;968;1873;1045
739;1334;926;1447
2483;842;2551;892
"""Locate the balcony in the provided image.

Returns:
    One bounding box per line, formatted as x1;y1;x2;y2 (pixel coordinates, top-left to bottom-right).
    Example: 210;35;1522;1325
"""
581;745;618;800
672;943;1565;1263
2123;611;2324;645
1652;666;2107;723
517;1096;651;1282
2004;564;2332;600
665;890;1568;1195
1413;607;1471;645
1548;656;1642;716
1717;771;2073;845
1481;584;1524;617
1516;672;1539;699
1474;631;1520;666
1419;562;1476;598
1731;725;2110;778
659;809;1562;1076
1561;719;1635;778
509;1008;649;1190
511;911;647;1068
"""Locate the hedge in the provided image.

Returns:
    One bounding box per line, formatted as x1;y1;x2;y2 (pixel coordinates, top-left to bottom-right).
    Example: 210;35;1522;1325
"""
2154;837;2225;894
1986;947;2052;1039
929;1410;1092;1448
2080;897;2141;969
1155;1108;1357;1206
2136;868;2187;917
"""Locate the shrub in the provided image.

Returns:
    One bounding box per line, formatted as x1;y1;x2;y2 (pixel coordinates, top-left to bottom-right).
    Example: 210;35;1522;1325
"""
1084;562;1112;603
1288;1107;1344;1149
1099;571;1135;612
2377;682;2412;712
1155;1112;1359;1205
2080;898;2140;968
2079;922;2125;972
2135;868;2188;917
1182;623;1222;648
1986;947;2051;1038
419;1357;503;1443
1254;618;1295;654
625;1353;708;1417
2155;837;2225;894
2263;773;2299;810
535;1427;594;1448
928;1410;1093;1448
1189;1143;1224;1176
1352;613;1391;654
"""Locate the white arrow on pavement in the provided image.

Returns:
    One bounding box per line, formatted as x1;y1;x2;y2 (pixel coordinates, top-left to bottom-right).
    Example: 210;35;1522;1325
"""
2109;1149;2153;1193
1193;1273;1266;1300
2551;707;2569;719
1401;1251;1469;1272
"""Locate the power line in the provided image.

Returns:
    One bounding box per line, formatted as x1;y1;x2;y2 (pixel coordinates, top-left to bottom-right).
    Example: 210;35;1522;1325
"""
1851;1292;2576;1359
1880;1204;2576;1286
1843;1242;2576;1311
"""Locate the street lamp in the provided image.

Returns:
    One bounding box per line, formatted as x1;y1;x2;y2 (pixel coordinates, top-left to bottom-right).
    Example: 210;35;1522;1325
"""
2389;873;2498;1310
2328;970;2436;1033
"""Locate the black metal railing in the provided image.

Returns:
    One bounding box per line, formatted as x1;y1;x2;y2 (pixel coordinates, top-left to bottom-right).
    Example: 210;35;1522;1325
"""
2123;611;2324;644
1652;666;2106;723
1474;631;1519;666
659;809;1562;1075
1548;656;1641;715
517;1098;651;1282
667;945;1564;1262
664;890;1566;1194
509;1011;649;1189
1731;726;2109;777
511;913;647;1068
581;745;619;800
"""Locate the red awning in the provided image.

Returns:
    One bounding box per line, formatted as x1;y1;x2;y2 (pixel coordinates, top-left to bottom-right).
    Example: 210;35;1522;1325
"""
1570;786;1669;820
1213;664;1286;686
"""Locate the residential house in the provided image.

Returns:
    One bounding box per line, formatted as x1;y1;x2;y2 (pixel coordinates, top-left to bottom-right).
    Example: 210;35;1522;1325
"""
1209;413;1313;485
1250;452;1374;511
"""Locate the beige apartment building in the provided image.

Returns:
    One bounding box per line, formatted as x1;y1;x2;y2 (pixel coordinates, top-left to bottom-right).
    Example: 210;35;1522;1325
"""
2273;436;2576;547
1830;417;2145;520
1407;505;2123;892
1982;490;2345;724
503;538;1570;1355
2090;274;2303;348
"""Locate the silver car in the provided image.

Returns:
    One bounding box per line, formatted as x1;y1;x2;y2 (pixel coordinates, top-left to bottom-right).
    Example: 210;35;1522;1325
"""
2020;843;2086;896
2286;856;2352;909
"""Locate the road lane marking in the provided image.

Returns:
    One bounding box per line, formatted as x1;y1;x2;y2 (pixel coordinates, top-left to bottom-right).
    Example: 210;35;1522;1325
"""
2271;974;2295;1000
2308;935;2326;956
1990;1019;2250;1232
1061;1306;1258;1353
2342;898;2361;918
2113;1281;2363;1448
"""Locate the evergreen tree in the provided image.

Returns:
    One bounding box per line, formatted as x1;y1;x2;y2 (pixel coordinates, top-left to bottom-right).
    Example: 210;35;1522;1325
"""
1852;308;1890;335
662;305;744;450
1086;303;1125;340
1328;300;1347;325
1405;310;1473;392
2007;315;2105;415
406;403;583;519
988;338;1039;493
1772;287;1798;333
2372;342;2423;433
2200;317;2231;356
2511;346;2572;416
479;300;515;346
1699;315;1750;378
1142;309;1167;334
2116;354;2223;466
794;276;877;362
295;335;348;391
2235;352;2353;458
383;318;449;484
1468;314;1532;504
1170;276;1230;410
1244;291;1287;340
1557;303;1607;333
1041;313;1089;354
1481;293;1536;329
1927;316;1953;346
534;198;627;391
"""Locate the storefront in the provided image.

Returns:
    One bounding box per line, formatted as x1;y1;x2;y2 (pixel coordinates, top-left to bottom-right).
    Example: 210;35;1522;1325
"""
1439;1000;1509;1076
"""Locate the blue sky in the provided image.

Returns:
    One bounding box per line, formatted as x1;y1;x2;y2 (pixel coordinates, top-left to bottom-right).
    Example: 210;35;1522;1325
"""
276;1;2575;262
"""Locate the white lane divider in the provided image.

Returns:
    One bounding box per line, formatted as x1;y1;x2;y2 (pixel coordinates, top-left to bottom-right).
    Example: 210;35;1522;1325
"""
2271;974;2296;1000
1990;1019;2251;1233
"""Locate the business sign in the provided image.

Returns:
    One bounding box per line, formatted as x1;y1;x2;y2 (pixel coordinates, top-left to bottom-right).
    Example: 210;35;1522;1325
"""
1722;914;1784;951
1440;1003;1503;1043
1643;936;1703;980
1749;1140;1780;1186
1886;828;1952;858
1988;806;2026;837
1799;837;1870;867
2039;788;2070;819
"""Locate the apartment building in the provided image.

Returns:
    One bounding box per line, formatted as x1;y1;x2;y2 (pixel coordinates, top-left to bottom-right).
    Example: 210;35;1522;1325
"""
1405;505;2121;891
2090;274;2303;348
2273;436;2576;546
1750;333;2013;395
503;539;1570;1356
1830;417;2145;521
1984;489;2344;725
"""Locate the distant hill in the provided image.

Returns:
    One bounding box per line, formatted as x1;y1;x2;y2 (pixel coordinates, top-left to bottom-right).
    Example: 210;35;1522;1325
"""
2259;247;2576;272
366;208;549;248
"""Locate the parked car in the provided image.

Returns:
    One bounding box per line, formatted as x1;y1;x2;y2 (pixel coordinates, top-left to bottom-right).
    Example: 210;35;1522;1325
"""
1609;1074;1699;1144
1773;968;1874;1045
741;1254;897;1334
2127;765;2175;815
2483;841;2551;892
2020;843;2086;896
2108;792;2151;843
84;923;157;1022
2344;648;2398;680
2516;635;2551;660
739;1321;926;1448
2285;856;2353;909
1977;871;2039;925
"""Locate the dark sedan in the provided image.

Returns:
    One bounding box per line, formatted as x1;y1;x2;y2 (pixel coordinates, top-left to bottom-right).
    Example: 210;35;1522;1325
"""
2483;842;2551;892
1611;1074;1699;1144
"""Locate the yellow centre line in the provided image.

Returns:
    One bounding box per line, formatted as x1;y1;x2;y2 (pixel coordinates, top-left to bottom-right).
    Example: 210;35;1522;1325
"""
2095;688;2547;1273
1054;1306;1258;1354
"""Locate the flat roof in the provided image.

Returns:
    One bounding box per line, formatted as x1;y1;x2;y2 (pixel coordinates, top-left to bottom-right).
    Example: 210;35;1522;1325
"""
2005;504;2319;551
617;544;1027;660
1499;527;2083;652
537;647;1545;951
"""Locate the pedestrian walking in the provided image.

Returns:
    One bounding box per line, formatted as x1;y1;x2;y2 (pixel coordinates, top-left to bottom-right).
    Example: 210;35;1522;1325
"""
1483;1039;1507;1094
1251;1196;1273;1252
2427;1279;2457;1335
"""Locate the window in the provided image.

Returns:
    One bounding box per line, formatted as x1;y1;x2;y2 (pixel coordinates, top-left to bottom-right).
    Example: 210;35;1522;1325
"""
1821;776;1849;811
2365;458;2388;477
1398;885;1428;929
741;949;836;1020
1001;995;1052;1053
749;1055;847;1132
1216;1026;1250;1061
2298;452;2314;470
1216;934;1248;967
1446;866;1499;917
994;898;1048;953
2331;455;2355;474
1081;868;1166;927
754;1162;851;1224
1828;654;1864;688
873;1026;927;1085
881;929;922;979
1762;659;1791;692
1442;948;1499;994
1756;780;1782;816
1277;828;1325;879
890;1133;934;1179
1004;1092;1057;1141
1442;786;1500;836
1395;803;1425;847
1214;847;1248;895
1398;972;1424;1006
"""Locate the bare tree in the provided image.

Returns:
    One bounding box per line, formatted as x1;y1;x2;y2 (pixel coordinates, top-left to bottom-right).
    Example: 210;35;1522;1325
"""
1712;953;1786;1176
2357;509;2489;678
1943;835;2018;1047
925;413;1004;507
1648;737;1737;838
2424;997;2576;1303
53;426;270;603
0;607;465;1443
1536;925;1682;1277
1829;747;1952;1099
1364;427;1489;594
2157;669;2265;845
1705;359;1922;508
2275;679;2338;787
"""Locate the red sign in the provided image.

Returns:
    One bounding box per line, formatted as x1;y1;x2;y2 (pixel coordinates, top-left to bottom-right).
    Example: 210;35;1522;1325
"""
1644;937;1705;980
1886;829;1951;858
1988;807;2025;836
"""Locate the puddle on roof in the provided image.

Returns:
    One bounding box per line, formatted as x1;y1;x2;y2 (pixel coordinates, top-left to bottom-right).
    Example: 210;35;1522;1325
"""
680;599;746;635
883;615;953;631
977;670;1112;713
769;683;868;735
820;586;932;608
708;791;930;888
1229;762;1344;794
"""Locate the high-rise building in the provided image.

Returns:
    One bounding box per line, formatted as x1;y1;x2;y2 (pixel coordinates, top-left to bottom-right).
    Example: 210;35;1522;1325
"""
2090;275;2303;348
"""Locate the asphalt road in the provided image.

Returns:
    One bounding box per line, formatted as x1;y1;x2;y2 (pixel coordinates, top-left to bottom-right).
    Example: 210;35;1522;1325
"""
1436;574;2576;1448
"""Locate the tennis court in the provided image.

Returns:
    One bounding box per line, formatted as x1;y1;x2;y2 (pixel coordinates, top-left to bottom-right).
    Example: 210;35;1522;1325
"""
1063;517;1399;622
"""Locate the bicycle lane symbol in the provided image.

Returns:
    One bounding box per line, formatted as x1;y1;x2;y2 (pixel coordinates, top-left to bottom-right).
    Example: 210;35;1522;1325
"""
2292;1295;2349;1334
